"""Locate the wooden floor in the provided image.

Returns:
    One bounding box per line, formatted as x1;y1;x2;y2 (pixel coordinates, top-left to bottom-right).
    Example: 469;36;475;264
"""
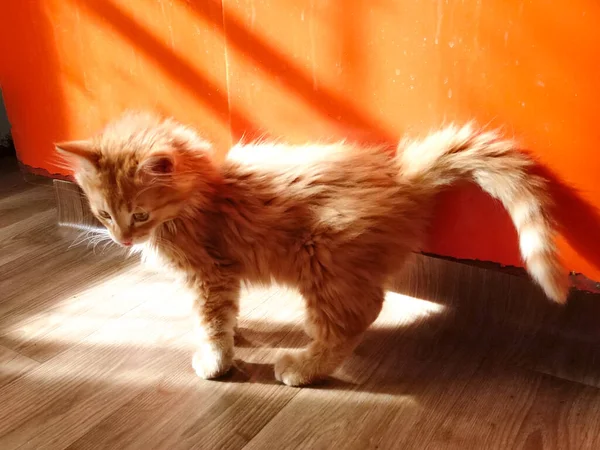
2;155;600;449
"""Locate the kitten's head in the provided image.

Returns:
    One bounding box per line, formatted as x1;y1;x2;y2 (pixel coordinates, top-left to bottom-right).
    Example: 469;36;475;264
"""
56;111;216;247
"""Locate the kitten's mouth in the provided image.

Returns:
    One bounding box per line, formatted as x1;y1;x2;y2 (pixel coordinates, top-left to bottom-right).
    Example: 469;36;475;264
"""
111;237;134;247
121;235;151;247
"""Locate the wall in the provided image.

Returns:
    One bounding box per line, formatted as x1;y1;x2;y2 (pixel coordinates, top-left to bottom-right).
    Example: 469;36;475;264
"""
0;0;598;283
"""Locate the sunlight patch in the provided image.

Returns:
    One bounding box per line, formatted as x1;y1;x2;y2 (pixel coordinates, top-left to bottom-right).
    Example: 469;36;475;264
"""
379;292;446;327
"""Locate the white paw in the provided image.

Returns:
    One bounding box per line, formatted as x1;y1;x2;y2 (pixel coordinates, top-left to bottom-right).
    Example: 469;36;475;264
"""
192;344;233;380
274;352;314;387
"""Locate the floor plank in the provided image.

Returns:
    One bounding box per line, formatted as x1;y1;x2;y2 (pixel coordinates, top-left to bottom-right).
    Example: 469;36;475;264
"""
66;288;305;450
421;364;600;450
0;345;39;389
243;329;600;450
0;280;192;449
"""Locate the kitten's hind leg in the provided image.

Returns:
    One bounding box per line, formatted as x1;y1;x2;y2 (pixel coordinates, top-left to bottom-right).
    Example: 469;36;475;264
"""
275;282;384;387
190;277;240;380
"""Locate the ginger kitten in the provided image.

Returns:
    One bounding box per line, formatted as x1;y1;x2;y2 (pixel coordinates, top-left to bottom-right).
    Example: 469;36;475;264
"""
57;112;568;386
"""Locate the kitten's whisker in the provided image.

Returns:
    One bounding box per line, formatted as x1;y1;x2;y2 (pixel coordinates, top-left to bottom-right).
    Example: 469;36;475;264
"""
101;240;113;254
68;230;91;249
67;227;110;249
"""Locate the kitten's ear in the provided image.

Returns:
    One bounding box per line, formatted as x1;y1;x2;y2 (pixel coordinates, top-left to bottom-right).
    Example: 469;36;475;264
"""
55;140;99;171
138;152;175;177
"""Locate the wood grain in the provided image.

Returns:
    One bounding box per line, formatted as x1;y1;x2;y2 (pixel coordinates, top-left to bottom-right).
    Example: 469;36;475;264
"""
2;158;600;449
0;345;39;389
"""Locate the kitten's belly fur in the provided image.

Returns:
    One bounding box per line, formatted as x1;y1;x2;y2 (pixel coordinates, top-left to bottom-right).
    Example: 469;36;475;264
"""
223;188;428;289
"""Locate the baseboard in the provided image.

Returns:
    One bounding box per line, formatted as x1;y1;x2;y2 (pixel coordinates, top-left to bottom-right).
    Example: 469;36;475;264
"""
53;179;100;229
390;253;600;341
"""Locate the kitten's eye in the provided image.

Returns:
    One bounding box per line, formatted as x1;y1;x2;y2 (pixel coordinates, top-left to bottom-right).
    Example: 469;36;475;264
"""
98;210;111;220
133;212;149;222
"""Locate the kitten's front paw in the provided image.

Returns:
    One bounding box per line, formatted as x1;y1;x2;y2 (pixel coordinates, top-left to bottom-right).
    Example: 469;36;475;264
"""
274;352;318;387
192;344;233;380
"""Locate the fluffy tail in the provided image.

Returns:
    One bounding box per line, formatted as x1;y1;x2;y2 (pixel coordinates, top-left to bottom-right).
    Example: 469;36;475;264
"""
398;123;569;303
